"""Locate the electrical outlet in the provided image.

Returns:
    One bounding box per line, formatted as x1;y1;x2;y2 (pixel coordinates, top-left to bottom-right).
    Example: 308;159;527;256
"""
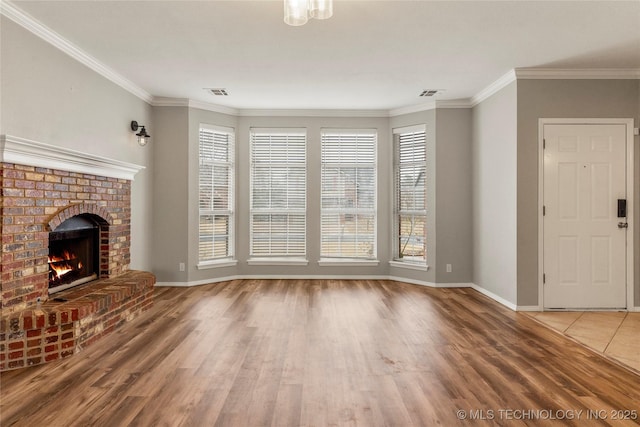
179;262;185;272
446;264;452;273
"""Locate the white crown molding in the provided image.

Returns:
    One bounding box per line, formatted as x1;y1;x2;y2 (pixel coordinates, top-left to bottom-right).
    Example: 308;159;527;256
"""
387;99;472;117
468;67;640;108
153;97;476;117
0;135;145;180
238;108;389;118
514;68;640;79
435;99;473;109
151;97;190;108
470;69;517;107
152;97;472;118
1;1;153;104
151;98;240;116
152;97;390;118
388;101;436;117
188;100;240;116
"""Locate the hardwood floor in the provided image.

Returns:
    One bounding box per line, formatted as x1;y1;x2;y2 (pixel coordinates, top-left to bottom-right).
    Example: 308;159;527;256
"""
2;279;640;426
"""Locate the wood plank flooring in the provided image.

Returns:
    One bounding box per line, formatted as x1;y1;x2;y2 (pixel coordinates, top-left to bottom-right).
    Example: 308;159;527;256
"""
2;279;640;426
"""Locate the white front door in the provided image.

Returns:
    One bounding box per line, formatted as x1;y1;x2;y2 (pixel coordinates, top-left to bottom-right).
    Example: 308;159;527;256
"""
543;124;628;309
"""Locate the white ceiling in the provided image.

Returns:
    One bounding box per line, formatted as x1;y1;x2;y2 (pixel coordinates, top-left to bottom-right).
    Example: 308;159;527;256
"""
8;0;640;111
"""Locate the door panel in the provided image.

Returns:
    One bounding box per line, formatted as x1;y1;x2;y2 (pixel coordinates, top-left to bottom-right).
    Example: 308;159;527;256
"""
543;124;626;309
558;162;578;219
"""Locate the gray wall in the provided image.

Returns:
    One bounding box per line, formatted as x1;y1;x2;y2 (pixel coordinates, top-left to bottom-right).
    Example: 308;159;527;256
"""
151;107;475;286
472;82;518;304
435;108;473;283
516;79;640;307
150;107;189;282
1;17;153;270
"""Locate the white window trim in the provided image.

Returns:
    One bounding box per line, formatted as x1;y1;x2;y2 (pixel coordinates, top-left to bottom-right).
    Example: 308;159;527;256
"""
318;259;380;267
389;260;429;271
201;123;235;135
320;129;377;260
247;257;309;266
392;124;428;265
197;259;238;270
250;128;307;257
321;128;380;135
250;127;306;135
393;124;426;134
198;123;236;263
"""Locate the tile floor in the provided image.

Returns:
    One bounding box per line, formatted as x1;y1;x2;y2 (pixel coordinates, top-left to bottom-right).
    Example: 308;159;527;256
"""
527;311;640;374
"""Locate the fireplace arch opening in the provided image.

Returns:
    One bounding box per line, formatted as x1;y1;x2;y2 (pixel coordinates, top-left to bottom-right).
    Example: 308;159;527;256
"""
48;214;106;294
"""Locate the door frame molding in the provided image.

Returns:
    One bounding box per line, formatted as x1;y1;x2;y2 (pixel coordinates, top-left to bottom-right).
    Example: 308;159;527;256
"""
538;118;635;310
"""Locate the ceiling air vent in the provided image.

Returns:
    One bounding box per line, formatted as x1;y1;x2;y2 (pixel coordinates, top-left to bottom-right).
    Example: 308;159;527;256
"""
207;88;229;96
419;89;442;97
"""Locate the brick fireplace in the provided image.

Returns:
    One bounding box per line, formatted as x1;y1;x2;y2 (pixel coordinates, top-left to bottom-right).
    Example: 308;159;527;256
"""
1;136;155;370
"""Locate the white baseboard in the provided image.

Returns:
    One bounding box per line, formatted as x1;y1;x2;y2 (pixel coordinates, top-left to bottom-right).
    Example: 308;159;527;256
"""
469;284;517;311
240;274;385;281
515;305;542;312
468;285;541;312
387;276;434;288
435;282;473;288
156;275;473;290
156;275;390;288
155;275;240;287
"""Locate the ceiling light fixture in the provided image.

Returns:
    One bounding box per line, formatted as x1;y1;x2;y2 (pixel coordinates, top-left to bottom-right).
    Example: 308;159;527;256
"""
284;0;333;26
130;121;151;146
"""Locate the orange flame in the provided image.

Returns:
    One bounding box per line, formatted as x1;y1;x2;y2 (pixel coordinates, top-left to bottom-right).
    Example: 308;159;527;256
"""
48;250;78;279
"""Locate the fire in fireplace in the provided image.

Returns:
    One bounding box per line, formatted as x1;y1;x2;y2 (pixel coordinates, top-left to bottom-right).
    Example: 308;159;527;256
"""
48;215;100;294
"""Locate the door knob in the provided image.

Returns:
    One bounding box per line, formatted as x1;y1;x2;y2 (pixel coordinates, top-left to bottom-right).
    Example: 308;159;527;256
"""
618;222;628;229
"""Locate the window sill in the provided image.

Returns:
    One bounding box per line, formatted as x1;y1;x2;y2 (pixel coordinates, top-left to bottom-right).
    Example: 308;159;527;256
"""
389;260;429;271
197;259;238;270
247;258;309;266
318;259;380;267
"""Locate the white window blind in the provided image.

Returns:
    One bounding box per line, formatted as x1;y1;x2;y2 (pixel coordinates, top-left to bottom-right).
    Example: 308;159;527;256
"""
250;129;307;257
321;130;377;259
199;124;235;262
394;127;427;262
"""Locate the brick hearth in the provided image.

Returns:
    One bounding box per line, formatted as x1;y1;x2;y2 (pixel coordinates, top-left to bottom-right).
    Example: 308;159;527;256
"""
0;271;154;370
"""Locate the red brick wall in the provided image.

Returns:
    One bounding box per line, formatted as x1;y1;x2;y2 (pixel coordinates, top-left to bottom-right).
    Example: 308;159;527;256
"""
1;162;132;314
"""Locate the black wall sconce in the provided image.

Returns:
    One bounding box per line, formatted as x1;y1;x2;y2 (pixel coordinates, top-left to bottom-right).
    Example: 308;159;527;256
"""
130;121;151;146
